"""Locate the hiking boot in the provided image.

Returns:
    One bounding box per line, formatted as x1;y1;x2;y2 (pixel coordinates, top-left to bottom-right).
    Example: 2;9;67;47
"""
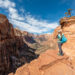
57;53;64;56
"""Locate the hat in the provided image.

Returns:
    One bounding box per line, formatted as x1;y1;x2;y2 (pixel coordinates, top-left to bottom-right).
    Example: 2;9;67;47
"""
58;29;62;33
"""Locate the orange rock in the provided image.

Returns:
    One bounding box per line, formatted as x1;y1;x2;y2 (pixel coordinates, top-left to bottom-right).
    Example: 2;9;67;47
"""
14;50;75;75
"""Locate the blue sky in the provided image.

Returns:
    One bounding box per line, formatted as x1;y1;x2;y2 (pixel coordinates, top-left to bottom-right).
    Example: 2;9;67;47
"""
0;0;75;34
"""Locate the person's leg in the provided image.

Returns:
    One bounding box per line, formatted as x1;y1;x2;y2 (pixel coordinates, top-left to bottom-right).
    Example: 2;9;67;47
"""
58;42;63;55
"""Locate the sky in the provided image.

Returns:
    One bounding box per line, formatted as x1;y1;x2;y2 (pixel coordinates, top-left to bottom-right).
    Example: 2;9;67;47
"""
0;0;75;34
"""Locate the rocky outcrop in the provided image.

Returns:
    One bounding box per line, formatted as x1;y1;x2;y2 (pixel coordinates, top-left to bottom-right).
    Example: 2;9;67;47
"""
0;14;38;75
60;16;75;28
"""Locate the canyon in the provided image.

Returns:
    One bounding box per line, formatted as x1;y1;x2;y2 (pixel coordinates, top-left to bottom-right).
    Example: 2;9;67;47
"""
0;14;75;75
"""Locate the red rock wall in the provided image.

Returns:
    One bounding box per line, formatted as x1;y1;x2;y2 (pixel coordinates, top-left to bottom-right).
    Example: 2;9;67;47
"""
0;14;38;75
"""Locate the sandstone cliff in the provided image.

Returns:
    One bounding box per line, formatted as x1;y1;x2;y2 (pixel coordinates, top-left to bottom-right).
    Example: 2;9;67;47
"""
0;14;38;75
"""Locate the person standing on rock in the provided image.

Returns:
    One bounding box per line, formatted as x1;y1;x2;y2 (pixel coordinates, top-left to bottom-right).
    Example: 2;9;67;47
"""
57;30;67;56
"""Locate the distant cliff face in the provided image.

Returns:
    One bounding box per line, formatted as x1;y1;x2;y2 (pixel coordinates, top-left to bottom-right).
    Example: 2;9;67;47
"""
0;14;38;75
14;28;36;44
14;28;50;44
14;28;57;54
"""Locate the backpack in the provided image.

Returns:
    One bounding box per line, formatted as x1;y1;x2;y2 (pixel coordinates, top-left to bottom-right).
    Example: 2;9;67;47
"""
61;34;67;43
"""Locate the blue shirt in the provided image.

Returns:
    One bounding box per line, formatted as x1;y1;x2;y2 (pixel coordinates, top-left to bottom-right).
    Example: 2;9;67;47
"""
57;34;67;43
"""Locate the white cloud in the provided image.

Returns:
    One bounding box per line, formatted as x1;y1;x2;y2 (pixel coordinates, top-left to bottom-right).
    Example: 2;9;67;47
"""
0;0;59;34
9;7;24;20
0;0;24;20
0;0;15;8
26;15;58;29
10;16;58;34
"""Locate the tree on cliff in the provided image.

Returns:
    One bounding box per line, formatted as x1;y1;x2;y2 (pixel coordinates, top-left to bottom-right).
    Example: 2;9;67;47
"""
65;8;72;17
68;8;72;17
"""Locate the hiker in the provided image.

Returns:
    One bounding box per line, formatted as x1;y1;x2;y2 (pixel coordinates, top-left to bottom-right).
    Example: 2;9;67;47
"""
57;30;67;56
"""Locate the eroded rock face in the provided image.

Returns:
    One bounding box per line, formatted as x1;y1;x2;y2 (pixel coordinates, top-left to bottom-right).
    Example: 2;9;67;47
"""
0;14;38;75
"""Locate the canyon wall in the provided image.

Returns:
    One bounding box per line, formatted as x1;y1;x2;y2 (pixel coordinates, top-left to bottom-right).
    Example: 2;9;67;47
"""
0;14;38;75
